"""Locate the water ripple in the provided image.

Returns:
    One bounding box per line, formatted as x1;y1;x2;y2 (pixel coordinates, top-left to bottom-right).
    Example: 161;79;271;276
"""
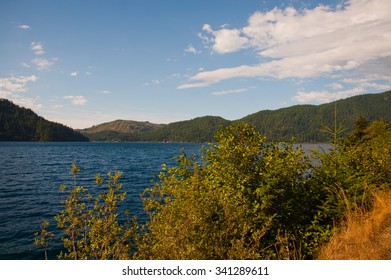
0;142;203;259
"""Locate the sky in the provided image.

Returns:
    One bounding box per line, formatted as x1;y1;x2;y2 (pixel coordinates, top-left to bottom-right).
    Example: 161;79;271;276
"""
0;0;390;129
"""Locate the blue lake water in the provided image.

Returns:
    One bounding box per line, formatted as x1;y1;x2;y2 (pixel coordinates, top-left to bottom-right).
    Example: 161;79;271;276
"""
0;142;205;260
0;142;329;260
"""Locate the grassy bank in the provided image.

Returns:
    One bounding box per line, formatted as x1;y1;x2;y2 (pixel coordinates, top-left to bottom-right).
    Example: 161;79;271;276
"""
318;190;391;259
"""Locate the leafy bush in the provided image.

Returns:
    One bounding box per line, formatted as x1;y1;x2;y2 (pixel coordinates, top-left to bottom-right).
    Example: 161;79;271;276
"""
50;163;137;259
310;119;391;221
35;120;391;259
138;123;325;259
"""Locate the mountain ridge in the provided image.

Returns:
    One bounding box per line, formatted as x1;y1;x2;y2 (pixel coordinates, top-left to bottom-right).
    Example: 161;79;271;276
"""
79;119;165;134
80;90;391;143
241;91;391;142
2;91;390;142
0;98;89;141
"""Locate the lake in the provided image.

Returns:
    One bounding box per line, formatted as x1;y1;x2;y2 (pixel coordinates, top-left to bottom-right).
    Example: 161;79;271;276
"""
0;142;329;260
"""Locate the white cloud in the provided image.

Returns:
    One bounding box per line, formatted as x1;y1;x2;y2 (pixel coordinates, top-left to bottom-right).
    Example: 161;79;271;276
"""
202;24;213;34
31;42;45;55
64;95;88;105
32;58;54;71
294;72;390;103
0;75;41;110
180;0;391;89
10;95;43;111
177;81;213;90
328;82;344;90
342;77;391;91
145;79;163;86
211;88;249;96
19;24;31;30
184;44;200;54
70;71;78;77
201;24;249;54
99;90;111;94
0;75;38;97
293;87;366;103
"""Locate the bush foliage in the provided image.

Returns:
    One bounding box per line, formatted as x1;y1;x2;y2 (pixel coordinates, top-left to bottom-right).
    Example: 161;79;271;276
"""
35;119;391;259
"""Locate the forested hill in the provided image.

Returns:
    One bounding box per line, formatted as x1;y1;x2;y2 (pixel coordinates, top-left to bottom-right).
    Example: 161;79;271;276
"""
79;119;165;142
80;116;230;142
81;91;391;143
139;116;231;142
0;99;88;141
240;91;391;142
4;91;389;143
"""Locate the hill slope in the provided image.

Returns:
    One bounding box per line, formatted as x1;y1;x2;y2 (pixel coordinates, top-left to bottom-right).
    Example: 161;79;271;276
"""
79;120;165;142
0;99;88;141
80;90;391;143
240;91;391;142
139;116;231;142
241;91;391;142
80;119;165;134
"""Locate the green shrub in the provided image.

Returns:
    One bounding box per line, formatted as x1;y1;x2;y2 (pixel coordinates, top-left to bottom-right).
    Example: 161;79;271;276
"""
35;121;391;259
54;163;138;259
138;123;325;259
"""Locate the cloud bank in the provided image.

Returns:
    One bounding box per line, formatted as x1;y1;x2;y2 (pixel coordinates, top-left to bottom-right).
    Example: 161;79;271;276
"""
179;0;391;101
0;75;42;110
0;75;38;97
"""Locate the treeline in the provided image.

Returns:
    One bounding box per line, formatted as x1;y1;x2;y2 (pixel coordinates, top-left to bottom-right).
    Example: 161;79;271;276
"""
139;116;231;142
2;91;390;142
81;91;391;143
80;116;230;142
0;99;88;141
35;118;391;259
242;90;391;142
79;120;165;142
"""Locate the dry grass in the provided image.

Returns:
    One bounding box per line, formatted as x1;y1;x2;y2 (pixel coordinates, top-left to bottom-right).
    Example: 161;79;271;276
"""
318;190;391;260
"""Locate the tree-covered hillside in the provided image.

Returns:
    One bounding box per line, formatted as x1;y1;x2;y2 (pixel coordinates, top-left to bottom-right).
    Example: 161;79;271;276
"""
138;116;231;142
79;119;165;134
79;91;391;143
80;116;230;142
79;120;165;142
241;91;391;142
0;99;88;141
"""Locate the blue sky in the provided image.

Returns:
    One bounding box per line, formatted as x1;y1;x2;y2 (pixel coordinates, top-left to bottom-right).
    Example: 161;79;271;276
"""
1;0;390;129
